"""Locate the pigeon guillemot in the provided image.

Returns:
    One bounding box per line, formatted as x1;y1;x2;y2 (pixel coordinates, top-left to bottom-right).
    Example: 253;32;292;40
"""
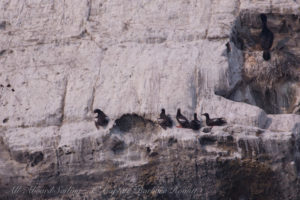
202;113;226;126
176;109;190;128
94;109;109;129
157;108;173;129
190;113;201;130
259;14;274;61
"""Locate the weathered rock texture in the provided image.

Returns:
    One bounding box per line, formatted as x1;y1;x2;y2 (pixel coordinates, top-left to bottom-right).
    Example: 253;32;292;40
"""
0;0;299;199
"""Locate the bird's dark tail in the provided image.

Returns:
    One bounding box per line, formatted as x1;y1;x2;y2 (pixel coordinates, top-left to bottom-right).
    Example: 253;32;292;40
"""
263;51;271;61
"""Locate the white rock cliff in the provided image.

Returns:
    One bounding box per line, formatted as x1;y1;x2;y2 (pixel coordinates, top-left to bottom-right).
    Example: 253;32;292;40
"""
0;0;299;199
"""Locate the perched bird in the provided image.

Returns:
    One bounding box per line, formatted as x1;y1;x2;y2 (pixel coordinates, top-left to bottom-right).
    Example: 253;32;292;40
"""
157;108;173;129
259;14;274;61
176;109;190;128
190;113;201;130
146;147;151;153
94;109;109;129
202;113;226;126
226;42;231;53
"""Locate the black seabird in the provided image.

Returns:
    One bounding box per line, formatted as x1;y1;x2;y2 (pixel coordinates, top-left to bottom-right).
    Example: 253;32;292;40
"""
157;108;172;129
190;113;201;130
94;109;109;129
259;14;274;61
202;113;226;126
226;42;231;53
176;109;190;128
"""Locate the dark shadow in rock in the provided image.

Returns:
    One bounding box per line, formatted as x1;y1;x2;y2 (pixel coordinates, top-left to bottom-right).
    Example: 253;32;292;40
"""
13;151;30;163
0;49;6;56
2;118;8;123
29;151;44;167
199;135;217;145
111;139;125;154
145;37;167;44
255;129;264;136
238;139;266;160
292;123;300;176
217;135;234;144
168;137;178;147
111;113;158;133
9;150;44;167
149;152;159;157
0;21;6;30
293;102;300;114
263;117;272;129
201;127;212;133
217;135;238;153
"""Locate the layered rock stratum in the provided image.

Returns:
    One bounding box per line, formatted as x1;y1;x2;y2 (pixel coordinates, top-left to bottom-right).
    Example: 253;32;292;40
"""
0;0;300;199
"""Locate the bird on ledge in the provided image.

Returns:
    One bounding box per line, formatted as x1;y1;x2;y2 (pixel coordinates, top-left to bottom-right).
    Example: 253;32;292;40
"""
259;14;274;61
94;109;109;129
157;108;173;129
202;113;226;126
190;113;201;130
176;109;190;128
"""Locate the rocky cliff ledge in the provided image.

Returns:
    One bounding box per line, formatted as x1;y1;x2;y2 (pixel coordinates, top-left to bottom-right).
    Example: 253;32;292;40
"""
0;0;300;199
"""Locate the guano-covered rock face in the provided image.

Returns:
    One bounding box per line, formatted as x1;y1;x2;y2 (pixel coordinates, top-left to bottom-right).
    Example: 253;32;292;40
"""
0;0;299;199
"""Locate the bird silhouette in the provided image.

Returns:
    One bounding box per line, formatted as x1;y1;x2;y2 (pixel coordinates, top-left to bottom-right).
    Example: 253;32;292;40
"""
259;14;274;61
202;113;226;126
176;109;190;128
94;109;109;129
157;108;173;129
190;113;201;130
